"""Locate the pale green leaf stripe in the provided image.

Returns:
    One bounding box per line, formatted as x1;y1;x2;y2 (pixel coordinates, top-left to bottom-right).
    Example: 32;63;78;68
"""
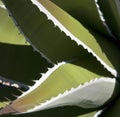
3;0;120;76
0;0;2;5
0;6;29;45
98;0;120;39
27;78;117;113
51;0;112;38
0;58;115;115
32;0;120;76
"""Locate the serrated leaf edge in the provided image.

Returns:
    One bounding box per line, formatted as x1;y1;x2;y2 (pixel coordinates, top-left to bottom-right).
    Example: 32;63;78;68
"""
0;4;5;9
1;0;54;64
26;77;115;113
31;0;117;76
18;62;66;99
94;0;115;38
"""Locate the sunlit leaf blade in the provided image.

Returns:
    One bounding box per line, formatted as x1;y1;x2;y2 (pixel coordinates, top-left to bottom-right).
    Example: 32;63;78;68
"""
98;0;120;39
2;0;120;76
0;0;2;5
27;78;119;113
0;6;29;45
0;77;119;115
51;0;112;38
0;55;118;115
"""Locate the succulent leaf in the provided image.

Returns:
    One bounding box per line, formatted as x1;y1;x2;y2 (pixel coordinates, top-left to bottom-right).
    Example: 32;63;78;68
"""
0;0;120;117
51;0;114;38
0;58;119;115
98;0;120;39
0;6;29;45
2;0;120;77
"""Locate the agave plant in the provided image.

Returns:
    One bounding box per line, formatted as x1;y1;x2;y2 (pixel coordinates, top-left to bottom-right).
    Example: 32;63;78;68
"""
0;0;120;117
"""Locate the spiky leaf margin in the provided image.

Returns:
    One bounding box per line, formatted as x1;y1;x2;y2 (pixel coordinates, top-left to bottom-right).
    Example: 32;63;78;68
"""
2;0;120;76
0;61;119;115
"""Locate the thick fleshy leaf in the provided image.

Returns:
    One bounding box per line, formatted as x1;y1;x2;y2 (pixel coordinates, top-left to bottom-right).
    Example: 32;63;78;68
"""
0;77;119;115
2;0;120;76
98;0;120;39
0;5;29;45
0;43;51;101
0;56;118;115
0;0;2;5
51;0;114;38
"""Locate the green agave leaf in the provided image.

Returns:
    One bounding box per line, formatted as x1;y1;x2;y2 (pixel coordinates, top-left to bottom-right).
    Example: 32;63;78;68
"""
2;0;120;76
0;0;2;5
0;57;119;115
0;42;51;101
0;5;29;45
0;77;118;115
51;0;114;38
98;0;120;39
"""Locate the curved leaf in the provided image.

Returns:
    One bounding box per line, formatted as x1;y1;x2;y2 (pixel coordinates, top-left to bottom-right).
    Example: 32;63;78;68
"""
51;0;113;38
0;6;29;45
98;0;120;39
0;43;51;101
0;0;2;5
0;56;118;115
2;0;120;76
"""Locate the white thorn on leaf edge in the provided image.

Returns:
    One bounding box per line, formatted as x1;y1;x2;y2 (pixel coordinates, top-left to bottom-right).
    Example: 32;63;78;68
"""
26;77;116;113
94;0;116;38
18;62;66;99
31;0;117;76
94;110;103;117
0;5;6;9
1;1;54;65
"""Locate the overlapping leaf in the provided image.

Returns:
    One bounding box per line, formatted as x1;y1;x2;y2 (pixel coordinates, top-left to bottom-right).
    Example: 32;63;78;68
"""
0;3;52;104
98;0;120;39
0;6;29;45
0;52;119;115
51;0;113;38
2;0;120;77
0;0;120;117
